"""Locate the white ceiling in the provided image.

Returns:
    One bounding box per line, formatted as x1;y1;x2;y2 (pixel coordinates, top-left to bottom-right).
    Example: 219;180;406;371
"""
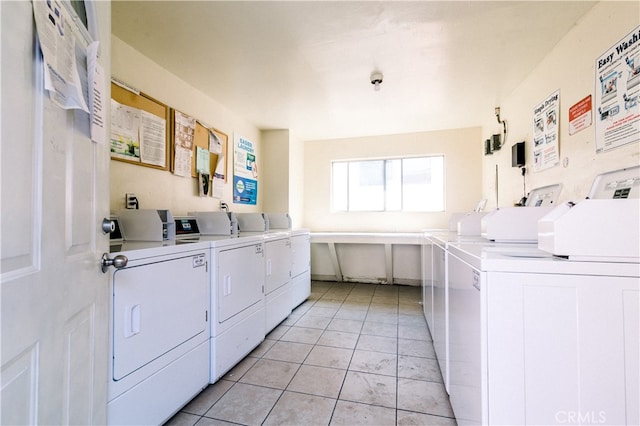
111;1;596;141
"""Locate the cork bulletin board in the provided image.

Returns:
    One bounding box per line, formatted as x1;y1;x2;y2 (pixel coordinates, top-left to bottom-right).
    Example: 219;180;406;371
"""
170;109;228;181
110;81;170;170
192;122;228;181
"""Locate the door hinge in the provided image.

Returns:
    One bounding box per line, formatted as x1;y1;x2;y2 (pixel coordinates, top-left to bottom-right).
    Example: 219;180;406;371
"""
205;310;208;322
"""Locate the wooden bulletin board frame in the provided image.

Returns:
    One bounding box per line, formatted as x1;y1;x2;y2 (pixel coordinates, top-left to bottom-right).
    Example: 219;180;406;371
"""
170;108;228;181
110;82;170;170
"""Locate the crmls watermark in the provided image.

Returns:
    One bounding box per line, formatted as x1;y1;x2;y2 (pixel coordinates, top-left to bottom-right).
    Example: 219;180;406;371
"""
555;410;607;424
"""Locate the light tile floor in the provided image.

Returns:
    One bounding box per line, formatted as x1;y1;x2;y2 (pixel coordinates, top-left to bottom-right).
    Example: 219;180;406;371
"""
165;281;457;426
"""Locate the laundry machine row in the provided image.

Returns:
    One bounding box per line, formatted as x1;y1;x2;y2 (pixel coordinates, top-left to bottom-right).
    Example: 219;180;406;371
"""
422;183;563;394
204;228;311;383
105;211;310;425
446;242;639;425
197;212;311;382
422;166;640;425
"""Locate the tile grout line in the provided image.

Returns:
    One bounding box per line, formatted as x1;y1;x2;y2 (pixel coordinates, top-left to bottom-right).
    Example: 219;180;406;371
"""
326;283;362;425
169;283;444;426
239;285;334;426
395;292;401;425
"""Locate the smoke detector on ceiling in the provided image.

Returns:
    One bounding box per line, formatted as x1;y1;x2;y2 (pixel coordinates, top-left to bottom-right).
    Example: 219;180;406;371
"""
370;71;383;91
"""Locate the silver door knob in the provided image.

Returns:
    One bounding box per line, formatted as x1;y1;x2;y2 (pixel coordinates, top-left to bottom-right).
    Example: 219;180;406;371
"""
102;218;115;234
101;253;128;273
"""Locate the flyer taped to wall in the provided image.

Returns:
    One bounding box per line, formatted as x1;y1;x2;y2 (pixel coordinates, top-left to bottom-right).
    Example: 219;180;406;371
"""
532;90;560;172
595;25;640;153
233;135;258;205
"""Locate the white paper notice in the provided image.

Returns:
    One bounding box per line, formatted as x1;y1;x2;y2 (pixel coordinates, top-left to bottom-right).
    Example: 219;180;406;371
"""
212;178;224;199
32;0;89;112
110;99;141;161
532;90;561;172
210;130;222;154
87;42;106;144
140;111;167;167
210;130;226;199
196;146;210;174
174;110;195;150
173;146;192;177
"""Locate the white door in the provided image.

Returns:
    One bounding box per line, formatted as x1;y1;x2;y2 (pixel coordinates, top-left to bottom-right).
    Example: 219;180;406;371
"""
1;1;111;424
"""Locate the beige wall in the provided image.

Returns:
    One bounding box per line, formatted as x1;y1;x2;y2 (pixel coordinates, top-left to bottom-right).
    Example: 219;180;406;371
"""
288;132;306;229
261;129;290;214
303;127;483;232
110;36;262;216
260;129;306;227
111;1;639;227
480;2;640;209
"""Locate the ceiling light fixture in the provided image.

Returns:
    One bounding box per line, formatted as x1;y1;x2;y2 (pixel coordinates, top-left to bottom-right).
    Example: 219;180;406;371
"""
370;71;383;91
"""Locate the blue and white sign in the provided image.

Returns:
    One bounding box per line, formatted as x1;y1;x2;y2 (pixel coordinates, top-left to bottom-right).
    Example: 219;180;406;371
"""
233;135;258;205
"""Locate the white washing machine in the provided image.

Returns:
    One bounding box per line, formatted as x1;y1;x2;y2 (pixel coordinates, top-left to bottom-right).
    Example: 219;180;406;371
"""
106;235;210;425
445;166;640;425
425;231;522;394
427;231;451;392
424;184;564;394
446;243;639;425
424;231;489;394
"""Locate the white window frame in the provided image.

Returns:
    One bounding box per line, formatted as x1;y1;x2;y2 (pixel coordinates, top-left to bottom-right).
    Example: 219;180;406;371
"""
331;155;445;212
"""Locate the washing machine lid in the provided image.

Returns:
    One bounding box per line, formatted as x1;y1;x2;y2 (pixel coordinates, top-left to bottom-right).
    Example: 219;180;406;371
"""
538;166;640;262
481;206;556;242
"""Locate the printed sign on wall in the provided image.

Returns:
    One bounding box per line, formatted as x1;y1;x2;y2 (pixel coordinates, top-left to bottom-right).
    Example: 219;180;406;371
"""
595;25;640;153
532;90;560;172
233;135;258;205
568;95;592;136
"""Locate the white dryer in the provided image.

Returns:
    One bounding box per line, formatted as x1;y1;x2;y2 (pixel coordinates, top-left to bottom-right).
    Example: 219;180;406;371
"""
106;241;210;425
195;234;265;383
290;229;311;308
263;230;293;333
261;213;295;334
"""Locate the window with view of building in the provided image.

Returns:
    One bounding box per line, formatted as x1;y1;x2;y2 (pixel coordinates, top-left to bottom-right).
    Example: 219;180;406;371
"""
332;156;445;212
